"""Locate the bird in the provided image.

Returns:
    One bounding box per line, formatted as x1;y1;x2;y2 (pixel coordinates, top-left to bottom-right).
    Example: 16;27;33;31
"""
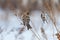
21;10;32;30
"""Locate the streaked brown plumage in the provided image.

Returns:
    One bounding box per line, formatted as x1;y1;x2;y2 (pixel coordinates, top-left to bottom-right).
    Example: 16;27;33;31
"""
56;33;60;40
21;10;32;30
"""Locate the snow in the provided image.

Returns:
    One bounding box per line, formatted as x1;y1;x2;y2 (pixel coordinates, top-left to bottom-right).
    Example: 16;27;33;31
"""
0;8;59;40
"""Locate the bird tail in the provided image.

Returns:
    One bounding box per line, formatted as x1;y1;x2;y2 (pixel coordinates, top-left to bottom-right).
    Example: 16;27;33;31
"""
27;24;32;30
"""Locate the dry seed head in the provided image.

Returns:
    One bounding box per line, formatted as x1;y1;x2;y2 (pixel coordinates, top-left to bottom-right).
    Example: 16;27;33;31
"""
43;0;52;12
56;33;60;40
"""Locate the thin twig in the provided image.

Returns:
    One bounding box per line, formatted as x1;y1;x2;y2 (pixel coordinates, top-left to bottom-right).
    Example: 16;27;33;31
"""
30;20;41;39
30;29;40;40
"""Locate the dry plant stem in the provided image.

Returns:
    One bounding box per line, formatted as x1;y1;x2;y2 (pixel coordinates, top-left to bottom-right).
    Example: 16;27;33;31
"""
1;0;60;40
41;15;48;40
30;20;41;39
49;11;59;33
41;27;48;40
48;11;60;40
30;29;40;40
42;0;59;38
17;0;22;9
41;13;47;23
57;0;60;11
43;0;59;33
30;20;37;32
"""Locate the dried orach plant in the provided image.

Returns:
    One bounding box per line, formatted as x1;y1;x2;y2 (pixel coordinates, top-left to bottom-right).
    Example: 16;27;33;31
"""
0;0;60;40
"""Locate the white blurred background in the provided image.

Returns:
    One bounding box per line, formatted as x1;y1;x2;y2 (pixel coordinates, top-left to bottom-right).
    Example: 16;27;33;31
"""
0;0;60;40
